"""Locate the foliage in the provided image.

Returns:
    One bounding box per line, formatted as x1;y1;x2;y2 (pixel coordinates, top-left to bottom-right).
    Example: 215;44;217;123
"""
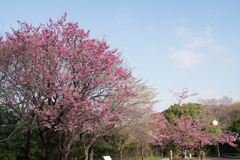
0;107;25;159
199;96;233;128
165;89;217;159
170;114;214;152
123;141;140;159
68;144;85;160
144;157;162;160
0;141;24;160
163;103;211;121
93;141;118;159
231;118;240;133
0;13;136;160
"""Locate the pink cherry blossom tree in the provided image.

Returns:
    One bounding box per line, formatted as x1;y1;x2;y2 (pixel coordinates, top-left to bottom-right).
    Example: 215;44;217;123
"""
168;88;238;159
212;126;238;159
169;88;215;159
0;13;136;160
171;114;214;159
151;112;170;158
216;132;238;147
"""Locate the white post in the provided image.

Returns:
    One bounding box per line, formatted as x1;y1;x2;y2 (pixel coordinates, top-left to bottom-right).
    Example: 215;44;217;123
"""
170;150;172;159
212;120;220;160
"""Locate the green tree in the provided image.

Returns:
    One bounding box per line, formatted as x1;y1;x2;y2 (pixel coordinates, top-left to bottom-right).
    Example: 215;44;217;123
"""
163;103;211;121
231;118;240;133
0;107;25;159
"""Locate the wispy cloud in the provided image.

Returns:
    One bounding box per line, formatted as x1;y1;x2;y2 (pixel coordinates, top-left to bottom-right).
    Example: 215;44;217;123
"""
147;25;159;33
224;59;232;67
171;49;203;70
206;25;212;36
162;16;186;24
171;26;223;70
176;26;192;39
185;37;213;49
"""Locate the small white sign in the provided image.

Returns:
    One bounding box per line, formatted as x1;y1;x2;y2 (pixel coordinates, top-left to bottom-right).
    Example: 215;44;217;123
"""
103;156;112;160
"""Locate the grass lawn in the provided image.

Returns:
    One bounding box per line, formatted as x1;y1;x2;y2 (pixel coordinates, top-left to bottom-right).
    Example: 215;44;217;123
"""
144;157;161;160
144;157;212;160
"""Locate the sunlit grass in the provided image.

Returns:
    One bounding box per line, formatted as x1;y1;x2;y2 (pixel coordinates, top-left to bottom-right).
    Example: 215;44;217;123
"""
144;157;212;160
144;157;161;160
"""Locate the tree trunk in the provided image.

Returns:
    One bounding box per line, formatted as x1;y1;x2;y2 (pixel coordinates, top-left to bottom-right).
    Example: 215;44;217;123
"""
21;129;32;160
26;129;32;160
217;142;220;160
58;133;75;160
22;119;33;160
89;147;94;160
45;142;53;160
181;149;184;160
60;151;68;160
140;143;144;160
84;146;90;160
45;130;54;160
161;147;164;158
82;135;96;160
119;142;124;160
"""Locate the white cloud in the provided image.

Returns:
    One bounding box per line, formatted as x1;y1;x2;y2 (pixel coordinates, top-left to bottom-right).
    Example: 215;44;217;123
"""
186;37;213;49
147;25;159;33
171;49;203;70
225;59;232;67
171;26;224;70
176;26;215;49
162;16;186;24
209;45;225;52
206;25;212;36
176;26;192;39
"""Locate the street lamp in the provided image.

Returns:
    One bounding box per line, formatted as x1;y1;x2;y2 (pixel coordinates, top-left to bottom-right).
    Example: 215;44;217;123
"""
212;120;218;126
212;120;220;160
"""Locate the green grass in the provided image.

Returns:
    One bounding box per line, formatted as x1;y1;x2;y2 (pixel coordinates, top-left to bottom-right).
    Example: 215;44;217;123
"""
144;157;161;160
144;157;212;160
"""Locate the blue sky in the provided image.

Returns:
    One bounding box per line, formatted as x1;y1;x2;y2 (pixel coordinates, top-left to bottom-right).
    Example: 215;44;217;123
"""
1;0;240;111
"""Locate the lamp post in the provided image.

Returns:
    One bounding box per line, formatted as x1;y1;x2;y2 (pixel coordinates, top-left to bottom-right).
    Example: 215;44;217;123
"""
212;120;220;160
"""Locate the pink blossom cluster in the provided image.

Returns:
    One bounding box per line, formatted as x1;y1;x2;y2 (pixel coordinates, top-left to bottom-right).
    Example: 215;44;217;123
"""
0;13;136;132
